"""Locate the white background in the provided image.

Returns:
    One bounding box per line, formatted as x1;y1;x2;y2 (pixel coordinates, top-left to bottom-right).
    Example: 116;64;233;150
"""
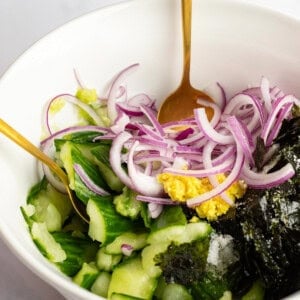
0;0;300;299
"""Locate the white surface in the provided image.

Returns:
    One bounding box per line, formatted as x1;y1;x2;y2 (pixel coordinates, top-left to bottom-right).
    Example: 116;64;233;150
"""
0;0;300;299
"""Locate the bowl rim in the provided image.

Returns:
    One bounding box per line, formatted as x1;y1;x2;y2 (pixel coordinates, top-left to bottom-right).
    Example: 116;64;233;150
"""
0;0;299;299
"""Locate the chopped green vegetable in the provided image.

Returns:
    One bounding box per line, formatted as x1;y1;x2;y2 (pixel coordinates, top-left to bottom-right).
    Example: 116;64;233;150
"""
113;186;142;220
73;262;99;290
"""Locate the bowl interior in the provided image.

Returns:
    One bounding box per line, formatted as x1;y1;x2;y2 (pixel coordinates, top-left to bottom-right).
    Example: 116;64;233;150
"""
0;0;300;298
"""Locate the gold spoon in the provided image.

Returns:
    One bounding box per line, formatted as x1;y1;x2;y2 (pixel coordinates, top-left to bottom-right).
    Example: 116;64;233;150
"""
0;118;89;223
157;0;214;124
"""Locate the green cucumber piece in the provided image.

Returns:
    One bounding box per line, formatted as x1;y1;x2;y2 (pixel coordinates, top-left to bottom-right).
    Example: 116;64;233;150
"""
141;242;169;278
108;257;157;299
105;231;148;255
73;262;99;290
91;271;112;298
26;178;73;231
147;225;185;245
91;145;124;192
52;232;98;276
87;196;134;245
111;294;144;300
96;247;122;271
151;206;187;231
31;222;66;263
147;222;211;245
20;204;35;228
161;283;193;300
59;142;109;203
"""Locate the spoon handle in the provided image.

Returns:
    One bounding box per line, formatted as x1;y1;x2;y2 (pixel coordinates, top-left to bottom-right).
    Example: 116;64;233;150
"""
181;0;192;84
0;118;68;184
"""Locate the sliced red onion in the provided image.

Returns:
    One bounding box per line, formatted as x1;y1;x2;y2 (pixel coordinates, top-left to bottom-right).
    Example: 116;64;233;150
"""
202;141;235;206
44;93;103;134
148;202;163;218
136;195;177;205
197;98;221;128
135;136;168;148
74;163;110;196
134;123;164;141
270;86;284;99
121;244;134;256
211;145;235;166
265;102;293;146
226;116;254;166
241;162;295;189
127;141;163;196
178;132;204;145
127;93;155;107
194;108;234;144
187;145;244;207
117;102;143;117
107;63;139;122
109;132;134;189
40;125;109;147
163;158;233;178
110;111;130;134
140;104;164;137
260;76;272;113
175;127;194;141
41;163;66;193
261;95;297;145
203;82;226;111
134;153;173;165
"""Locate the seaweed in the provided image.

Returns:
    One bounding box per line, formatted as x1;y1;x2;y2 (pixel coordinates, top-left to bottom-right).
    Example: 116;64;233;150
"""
236;115;300;299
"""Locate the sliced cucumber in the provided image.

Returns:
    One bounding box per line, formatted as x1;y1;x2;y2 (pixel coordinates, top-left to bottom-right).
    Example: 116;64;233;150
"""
20;204;35;228
141;242;169;278
52;231;98;276
91;271;112;298
151;206;187;231
31;222;66;263
87;196;134;245
105;231;148;255
111;293;144;300
161;283;193;300
180;222;212;243
73;262;99;290
91;145;124;192
27;178;73;231
108;257;157;299
96;247;122;271
147;221;211;245
147;225;185;245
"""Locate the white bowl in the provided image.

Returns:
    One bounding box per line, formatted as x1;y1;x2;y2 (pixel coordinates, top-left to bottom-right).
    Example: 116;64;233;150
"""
0;0;299;299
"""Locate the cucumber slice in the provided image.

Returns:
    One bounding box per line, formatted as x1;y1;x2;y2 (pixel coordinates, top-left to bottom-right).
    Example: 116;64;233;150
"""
180;222;212;243
31;222;66;263
108;257;157;299
111;293;144;300
87;196;134;245
92;145;124;192
147;221;211;245
52;232;98;276
73;262;99;290
27;178;73;231
161;283;193;300
96;247;122;271
141;242;169;278
105;231;148;255
147;225;185;245
20;204;35;228
91;271;111;298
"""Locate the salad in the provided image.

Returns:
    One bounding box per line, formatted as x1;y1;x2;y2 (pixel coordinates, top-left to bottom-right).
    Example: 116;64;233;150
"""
21;64;300;300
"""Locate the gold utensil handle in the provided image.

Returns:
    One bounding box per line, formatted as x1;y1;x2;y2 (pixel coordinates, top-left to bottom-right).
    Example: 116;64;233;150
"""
182;0;192;84
0;118;68;185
